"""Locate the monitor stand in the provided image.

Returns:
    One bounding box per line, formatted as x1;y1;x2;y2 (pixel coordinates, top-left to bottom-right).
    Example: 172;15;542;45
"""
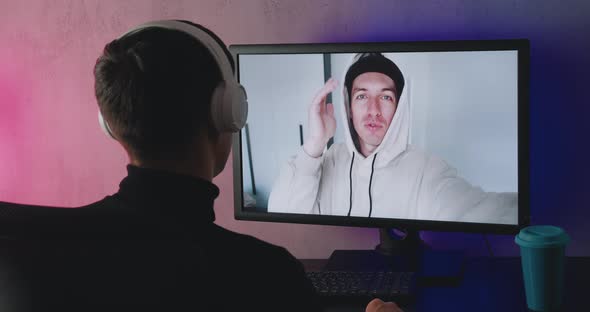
324;228;465;286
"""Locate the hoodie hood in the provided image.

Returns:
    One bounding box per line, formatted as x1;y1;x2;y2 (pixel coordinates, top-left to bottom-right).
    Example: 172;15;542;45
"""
338;53;410;168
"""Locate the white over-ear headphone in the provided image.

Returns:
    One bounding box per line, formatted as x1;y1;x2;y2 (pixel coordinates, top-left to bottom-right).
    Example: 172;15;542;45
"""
98;20;248;140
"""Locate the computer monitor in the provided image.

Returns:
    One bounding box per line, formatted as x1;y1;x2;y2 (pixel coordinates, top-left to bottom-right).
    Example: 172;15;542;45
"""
231;40;529;245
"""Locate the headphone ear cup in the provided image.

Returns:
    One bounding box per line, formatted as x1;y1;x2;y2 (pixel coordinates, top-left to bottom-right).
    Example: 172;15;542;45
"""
210;81;248;133
234;84;248;129
210;83;225;131
98;111;116;140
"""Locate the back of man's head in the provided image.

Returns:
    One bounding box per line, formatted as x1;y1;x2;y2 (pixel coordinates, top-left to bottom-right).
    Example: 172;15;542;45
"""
94;21;232;162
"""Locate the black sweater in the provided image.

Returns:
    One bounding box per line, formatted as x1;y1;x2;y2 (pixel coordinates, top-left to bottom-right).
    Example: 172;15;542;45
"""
0;165;321;312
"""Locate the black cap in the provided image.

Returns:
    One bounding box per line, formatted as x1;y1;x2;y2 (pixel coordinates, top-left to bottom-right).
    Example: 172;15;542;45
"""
344;53;404;102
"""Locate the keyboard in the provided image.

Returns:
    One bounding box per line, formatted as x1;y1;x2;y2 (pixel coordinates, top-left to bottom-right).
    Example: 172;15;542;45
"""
306;271;415;303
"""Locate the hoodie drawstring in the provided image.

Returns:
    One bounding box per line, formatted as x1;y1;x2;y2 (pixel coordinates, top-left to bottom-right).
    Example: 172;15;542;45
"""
368;153;378;217
347;152;377;217
347;152;356;217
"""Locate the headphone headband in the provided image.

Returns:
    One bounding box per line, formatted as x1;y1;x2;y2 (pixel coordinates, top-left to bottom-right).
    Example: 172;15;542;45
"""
119;20;234;85
98;20;247;140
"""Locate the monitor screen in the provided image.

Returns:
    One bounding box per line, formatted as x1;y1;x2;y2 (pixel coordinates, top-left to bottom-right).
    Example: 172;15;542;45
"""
231;40;529;234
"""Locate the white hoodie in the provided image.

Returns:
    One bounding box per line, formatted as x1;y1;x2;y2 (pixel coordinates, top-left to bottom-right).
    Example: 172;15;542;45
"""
268;57;517;225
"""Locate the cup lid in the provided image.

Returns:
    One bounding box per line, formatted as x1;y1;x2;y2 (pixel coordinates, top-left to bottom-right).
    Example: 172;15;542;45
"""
515;225;570;248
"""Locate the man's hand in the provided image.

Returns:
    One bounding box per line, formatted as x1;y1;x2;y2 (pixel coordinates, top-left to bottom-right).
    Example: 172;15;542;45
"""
302;78;338;158
365;298;404;312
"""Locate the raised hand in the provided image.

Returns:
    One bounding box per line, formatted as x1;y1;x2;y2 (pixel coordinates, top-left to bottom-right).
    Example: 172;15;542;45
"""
303;78;338;158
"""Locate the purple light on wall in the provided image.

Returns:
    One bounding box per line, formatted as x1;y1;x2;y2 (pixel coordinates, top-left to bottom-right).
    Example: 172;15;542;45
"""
312;0;590;255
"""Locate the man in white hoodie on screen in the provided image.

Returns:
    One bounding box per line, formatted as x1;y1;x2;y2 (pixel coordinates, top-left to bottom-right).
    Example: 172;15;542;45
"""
268;53;517;225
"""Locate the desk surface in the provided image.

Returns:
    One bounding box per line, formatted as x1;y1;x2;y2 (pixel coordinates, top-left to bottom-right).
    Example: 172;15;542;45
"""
300;257;588;312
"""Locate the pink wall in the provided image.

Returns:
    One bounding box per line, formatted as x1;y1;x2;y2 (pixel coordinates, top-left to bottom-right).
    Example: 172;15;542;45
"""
0;0;378;259
1;0;588;258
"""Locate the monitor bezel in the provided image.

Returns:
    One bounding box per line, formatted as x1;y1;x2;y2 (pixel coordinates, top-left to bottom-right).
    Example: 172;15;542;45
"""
230;39;530;235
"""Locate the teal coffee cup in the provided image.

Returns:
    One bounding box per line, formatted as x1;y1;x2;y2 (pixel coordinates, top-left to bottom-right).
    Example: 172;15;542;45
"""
515;226;570;312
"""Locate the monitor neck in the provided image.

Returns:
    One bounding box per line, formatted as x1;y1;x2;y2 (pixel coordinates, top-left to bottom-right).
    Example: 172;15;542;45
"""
375;228;426;256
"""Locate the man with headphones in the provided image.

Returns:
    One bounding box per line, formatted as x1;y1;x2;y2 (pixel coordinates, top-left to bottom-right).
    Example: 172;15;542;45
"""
0;20;402;312
94;19;324;311
95;20;402;312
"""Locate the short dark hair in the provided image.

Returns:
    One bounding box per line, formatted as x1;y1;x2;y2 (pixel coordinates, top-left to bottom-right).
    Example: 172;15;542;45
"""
94;21;232;161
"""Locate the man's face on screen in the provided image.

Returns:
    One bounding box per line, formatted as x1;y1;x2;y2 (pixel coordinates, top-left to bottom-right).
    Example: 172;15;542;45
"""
350;72;397;155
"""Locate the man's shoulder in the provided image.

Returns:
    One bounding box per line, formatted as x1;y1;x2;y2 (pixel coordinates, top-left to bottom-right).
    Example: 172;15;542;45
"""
209;224;296;262
400;145;455;176
327;142;349;153
398;144;443;164
0;196;125;216
0;196;147;238
207;224;321;311
324;142;352;162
